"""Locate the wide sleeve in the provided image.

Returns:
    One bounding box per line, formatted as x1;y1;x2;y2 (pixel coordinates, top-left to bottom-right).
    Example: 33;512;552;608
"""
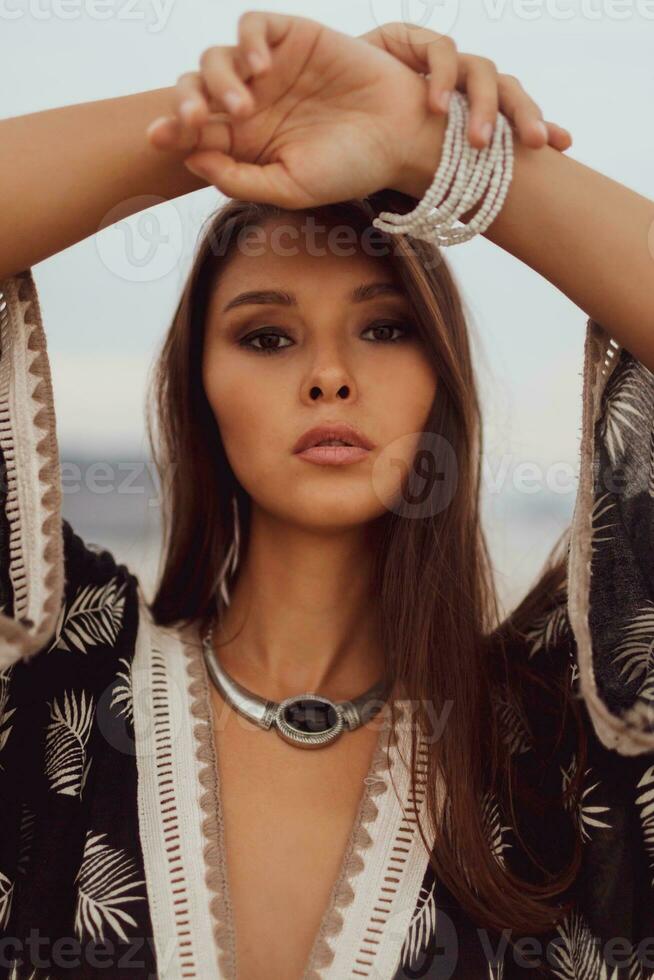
0;268;65;666
567;315;654;756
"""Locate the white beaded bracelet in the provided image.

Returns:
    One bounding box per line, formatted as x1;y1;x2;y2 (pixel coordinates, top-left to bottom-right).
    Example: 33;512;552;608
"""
372;90;514;247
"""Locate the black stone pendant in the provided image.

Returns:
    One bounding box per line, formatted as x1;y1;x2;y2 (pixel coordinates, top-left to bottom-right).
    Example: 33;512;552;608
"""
282;697;340;734
275;694;344;748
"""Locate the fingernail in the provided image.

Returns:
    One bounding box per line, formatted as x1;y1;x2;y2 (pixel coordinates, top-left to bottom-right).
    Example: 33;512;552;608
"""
480;121;493;145
146;115;169;136
180;99;198;121
534;120;548;141
248;50;267;73
436;89;451;112
223;90;243;114
185;158;208;178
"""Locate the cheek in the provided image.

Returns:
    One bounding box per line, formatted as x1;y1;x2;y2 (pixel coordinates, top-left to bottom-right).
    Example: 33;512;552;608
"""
202;351;288;487
365;354;438;509
372;350;437;437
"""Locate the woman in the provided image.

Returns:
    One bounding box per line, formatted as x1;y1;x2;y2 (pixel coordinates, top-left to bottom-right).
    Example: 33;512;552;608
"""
0;10;653;979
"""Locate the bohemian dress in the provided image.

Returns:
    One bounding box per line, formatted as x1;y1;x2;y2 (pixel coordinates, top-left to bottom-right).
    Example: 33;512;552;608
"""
1;264;654;980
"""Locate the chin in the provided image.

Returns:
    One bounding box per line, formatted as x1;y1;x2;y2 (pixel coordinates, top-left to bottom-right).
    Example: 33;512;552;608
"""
279;493;388;531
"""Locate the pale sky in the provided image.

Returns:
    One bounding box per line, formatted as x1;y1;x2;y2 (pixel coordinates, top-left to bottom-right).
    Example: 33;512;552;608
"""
2;0;652;602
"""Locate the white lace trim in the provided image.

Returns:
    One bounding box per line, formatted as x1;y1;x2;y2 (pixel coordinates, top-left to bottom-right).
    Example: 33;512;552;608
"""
133;603;436;980
568;318;654;754
0;270;63;666
132;593;222;978
326;725;436;979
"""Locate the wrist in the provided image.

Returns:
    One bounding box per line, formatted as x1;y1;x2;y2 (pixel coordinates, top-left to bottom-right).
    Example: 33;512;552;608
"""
391;110;447;200
390;108;486;227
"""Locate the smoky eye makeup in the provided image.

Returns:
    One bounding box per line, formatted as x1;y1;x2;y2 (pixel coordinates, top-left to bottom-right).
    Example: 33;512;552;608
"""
219;300;418;350
233;319;419;357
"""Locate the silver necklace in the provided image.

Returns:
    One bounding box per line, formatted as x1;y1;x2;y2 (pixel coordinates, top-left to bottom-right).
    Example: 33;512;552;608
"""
201;618;389;749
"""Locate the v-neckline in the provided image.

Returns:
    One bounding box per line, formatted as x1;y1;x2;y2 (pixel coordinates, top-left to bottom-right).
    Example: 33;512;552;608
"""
132;608;437;980
206;675;398;980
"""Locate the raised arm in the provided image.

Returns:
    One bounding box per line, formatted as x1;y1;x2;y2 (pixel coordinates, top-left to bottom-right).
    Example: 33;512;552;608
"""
0;87;211;280
404;121;654;372
353;23;654;370
0;84;229;660
147;14;654;372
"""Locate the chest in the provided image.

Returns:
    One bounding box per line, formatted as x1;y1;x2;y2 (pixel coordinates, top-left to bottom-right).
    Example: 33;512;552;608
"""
210;686;385;980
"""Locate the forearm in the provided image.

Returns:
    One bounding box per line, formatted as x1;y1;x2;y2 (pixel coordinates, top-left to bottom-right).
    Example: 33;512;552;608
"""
485;143;654;369
399;118;654;371
0;87;214;279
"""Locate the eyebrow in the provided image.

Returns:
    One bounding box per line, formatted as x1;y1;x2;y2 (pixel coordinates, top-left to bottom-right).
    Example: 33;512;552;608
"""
221;281;406;314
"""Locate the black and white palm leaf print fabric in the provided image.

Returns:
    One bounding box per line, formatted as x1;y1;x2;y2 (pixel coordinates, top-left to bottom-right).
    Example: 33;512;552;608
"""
0;521;156;978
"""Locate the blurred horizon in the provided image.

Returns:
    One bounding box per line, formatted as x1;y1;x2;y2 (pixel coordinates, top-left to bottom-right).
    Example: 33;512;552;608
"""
58;447;575;617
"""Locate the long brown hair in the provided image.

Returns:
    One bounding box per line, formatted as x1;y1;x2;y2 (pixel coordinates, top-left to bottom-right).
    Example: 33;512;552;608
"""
146;189;587;941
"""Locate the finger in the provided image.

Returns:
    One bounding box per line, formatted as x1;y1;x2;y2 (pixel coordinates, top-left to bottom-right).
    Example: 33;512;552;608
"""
146;115;172;150
496;74;549;148
223;11;298;101
189;116;233;156
238;10;294;68
424;37;460;113
544;120;573;152
236;9;290;75
199;45;256;118
183;151;304;208
456;54;499;149
176;71;211;129
150;72;211;154
146;115;193;152
359;23;459;114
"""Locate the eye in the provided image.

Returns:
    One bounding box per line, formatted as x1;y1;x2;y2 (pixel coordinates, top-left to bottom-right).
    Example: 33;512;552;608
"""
239;329;294;355
361;320;414;344
238;319;414;356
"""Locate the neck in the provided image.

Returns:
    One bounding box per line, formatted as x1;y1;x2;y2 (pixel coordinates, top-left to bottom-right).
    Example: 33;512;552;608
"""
212;506;385;701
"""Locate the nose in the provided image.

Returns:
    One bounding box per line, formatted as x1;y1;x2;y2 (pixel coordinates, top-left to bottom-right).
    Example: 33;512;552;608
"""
309;382;350;401
301;340;356;404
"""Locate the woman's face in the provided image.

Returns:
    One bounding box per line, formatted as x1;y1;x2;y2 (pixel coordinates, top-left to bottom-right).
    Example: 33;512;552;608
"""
202;215;438;530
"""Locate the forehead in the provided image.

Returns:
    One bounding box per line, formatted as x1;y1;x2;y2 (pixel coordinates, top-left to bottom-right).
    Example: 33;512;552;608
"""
211;213;403;307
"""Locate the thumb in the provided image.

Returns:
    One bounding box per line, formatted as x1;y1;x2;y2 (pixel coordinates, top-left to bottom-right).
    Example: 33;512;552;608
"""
184;151;298;206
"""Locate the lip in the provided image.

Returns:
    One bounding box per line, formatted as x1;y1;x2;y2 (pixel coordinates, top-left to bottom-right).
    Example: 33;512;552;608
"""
293;422;376;456
295;445;371;466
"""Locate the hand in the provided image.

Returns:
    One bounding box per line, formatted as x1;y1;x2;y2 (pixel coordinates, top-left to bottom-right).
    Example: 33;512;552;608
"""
147;12;450;208
145;12;567;208
357;22;572;153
